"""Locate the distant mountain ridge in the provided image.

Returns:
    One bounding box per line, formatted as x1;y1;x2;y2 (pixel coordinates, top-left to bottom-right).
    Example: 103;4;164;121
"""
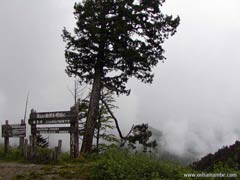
192;140;240;171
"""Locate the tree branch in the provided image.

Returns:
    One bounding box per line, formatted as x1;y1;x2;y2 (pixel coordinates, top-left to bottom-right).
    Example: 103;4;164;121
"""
125;124;134;139
100;97;124;139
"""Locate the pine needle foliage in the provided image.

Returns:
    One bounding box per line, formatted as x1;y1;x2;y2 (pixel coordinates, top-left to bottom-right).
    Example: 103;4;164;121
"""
62;0;180;94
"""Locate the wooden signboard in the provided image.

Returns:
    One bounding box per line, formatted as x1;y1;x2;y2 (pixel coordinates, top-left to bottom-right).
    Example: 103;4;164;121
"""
1;120;26;155
29;106;80;158
2;123;26;137
31;127;84;134
33;127;72;134
29;111;75;125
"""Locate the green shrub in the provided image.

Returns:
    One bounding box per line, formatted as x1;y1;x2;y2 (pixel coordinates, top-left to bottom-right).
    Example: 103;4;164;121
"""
0;145;23;162
69;147;194;180
31;147;54;164
58;152;70;163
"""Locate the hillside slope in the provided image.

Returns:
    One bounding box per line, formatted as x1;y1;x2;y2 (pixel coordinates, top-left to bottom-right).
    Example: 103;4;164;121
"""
192;140;240;171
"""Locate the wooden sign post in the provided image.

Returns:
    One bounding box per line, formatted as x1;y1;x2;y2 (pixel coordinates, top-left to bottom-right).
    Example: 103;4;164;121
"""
3;120;9;155
28;105;81;158
70;102;80;158
1;120;26;155
74;102;80;158
19;119;25;153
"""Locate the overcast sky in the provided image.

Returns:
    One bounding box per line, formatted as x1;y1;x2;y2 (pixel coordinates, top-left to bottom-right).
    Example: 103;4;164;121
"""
1;0;240;157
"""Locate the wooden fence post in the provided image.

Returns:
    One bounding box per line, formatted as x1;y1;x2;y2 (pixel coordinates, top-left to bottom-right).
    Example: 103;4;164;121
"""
19;120;25;154
4;120;9;155
70;106;75;158
24;139;28;160
54;147;58;161
29;135;35;160
70;131;74;158
69;102;80;158
57;140;62;160
29;109;37;158
72;101;79;158
74;102;79;158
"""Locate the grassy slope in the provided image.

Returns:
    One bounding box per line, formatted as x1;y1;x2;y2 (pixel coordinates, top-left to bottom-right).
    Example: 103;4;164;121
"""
0;145;239;180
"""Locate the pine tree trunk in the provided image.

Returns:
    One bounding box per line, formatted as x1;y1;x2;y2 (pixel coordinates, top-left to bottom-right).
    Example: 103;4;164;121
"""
81;67;102;153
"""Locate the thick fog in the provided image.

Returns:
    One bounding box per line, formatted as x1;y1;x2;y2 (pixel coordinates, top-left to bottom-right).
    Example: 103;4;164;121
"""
1;0;240;158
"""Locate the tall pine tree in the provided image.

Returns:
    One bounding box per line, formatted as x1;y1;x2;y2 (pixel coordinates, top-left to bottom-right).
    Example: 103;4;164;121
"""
62;0;180;153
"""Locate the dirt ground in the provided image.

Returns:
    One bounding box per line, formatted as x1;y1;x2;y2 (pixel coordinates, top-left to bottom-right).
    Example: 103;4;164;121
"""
0;163;37;179
0;162;69;180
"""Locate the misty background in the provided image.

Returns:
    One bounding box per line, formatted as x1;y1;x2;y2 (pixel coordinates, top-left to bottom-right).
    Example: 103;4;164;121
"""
0;0;240;159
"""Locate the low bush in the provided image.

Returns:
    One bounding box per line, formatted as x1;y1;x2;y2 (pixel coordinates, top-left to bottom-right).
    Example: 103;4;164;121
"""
57;147;196;180
31;147;54;164
0;145;23;162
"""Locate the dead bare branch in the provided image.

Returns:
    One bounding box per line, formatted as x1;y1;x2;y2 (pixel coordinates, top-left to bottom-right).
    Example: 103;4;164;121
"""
100;97;124;139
